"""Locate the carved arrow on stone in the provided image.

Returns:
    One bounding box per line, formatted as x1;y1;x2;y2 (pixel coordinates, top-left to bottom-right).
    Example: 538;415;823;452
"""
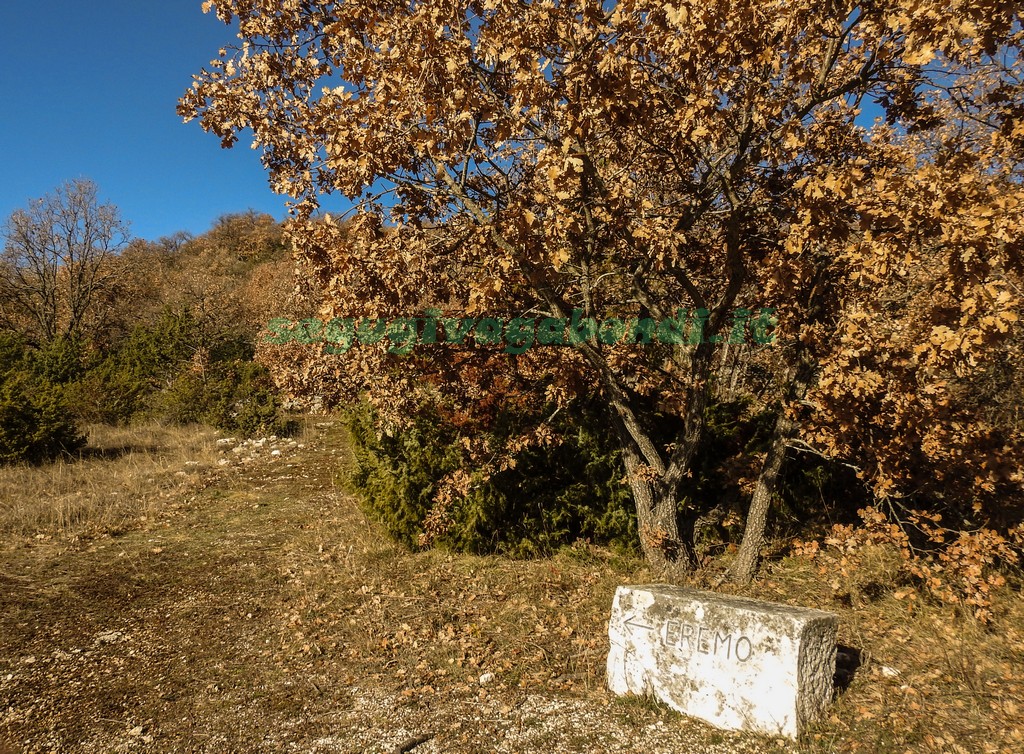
623;613;656;634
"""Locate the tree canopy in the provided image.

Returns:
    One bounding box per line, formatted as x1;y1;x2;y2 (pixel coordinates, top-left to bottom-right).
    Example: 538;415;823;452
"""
181;1;1024;611
1;179;130;346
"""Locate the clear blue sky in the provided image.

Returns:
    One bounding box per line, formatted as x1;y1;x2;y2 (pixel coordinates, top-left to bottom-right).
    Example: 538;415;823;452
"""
0;2;290;242
0;3;888;244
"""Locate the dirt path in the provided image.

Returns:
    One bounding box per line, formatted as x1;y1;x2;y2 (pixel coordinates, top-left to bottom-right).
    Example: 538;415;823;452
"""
0;423;784;754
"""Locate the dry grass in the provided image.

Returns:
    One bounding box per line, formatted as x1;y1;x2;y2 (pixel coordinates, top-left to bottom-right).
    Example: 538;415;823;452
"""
0;422;224;540
719;551;1024;753
0;420;1021;753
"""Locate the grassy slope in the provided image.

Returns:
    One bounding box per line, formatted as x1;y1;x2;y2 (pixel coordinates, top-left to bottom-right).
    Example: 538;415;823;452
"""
0;420;1021;754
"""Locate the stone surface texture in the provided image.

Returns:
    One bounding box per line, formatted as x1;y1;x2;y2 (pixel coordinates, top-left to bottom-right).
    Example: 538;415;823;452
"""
607;584;838;739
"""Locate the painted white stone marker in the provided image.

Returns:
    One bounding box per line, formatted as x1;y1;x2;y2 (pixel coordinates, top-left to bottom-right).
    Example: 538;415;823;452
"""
607;584;838;739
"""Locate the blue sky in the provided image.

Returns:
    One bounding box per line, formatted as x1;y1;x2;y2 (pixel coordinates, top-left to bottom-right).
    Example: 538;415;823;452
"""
0;2;290;242
0;3;889;244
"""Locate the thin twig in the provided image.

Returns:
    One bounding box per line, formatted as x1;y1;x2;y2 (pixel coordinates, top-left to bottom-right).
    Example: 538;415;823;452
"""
393;733;433;754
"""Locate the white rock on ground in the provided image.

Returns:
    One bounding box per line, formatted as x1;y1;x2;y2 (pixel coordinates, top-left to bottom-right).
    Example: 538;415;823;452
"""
607;584;838;739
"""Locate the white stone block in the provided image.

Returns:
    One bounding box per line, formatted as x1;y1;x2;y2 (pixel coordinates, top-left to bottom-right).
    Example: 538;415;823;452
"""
607;584;838;739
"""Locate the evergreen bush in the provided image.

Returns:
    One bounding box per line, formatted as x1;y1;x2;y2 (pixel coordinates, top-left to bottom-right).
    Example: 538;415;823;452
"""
69;308;199;424
0;333;85;464
159;359;293;437
345;399;638;557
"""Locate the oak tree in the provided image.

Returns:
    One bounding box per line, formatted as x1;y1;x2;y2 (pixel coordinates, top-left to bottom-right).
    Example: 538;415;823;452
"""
181;1;1023;587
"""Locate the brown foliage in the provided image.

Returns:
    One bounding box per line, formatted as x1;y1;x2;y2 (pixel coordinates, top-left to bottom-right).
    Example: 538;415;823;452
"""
0;179;130;346
108;211;302;346
180;1;1024;601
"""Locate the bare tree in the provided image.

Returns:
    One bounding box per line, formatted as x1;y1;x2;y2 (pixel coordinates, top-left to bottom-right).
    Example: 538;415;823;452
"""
0;179;130;345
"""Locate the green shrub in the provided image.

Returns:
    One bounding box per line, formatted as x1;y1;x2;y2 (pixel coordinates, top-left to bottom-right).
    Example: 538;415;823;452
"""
159;360;293;437
346;402;465;548
0;333;25;380
0;334;84;464
68;357;154;425
69;308;200;424
60;306;291;436
345;399;638;557
32;334;86;385
1;303;291;456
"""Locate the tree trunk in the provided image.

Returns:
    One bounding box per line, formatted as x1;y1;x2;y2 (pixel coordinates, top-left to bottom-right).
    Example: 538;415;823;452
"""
730;361;812;584
729;414;791;584
609;382;712;581
618;443;695;580
599;338;720;580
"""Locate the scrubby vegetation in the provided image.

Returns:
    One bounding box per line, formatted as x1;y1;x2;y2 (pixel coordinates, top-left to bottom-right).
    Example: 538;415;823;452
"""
345;399;637;557
0;333;84;464
0;205;303;462
5;0;1024;634
188;0;1024;622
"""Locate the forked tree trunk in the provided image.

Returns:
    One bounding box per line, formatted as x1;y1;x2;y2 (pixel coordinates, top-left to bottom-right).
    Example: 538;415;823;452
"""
619;447;695;580
602;325;719;580
611;387;709;581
